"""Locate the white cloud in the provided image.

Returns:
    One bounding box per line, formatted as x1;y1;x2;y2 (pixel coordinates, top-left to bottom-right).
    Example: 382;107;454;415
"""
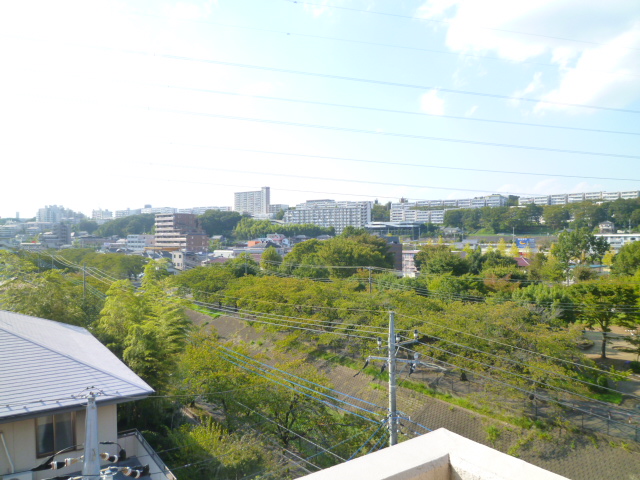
534;28;640;113
416;0;640;112
419;89;446;115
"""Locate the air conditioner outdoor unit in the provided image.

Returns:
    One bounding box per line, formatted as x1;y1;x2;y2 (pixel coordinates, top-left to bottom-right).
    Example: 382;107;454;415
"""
7;471;33;480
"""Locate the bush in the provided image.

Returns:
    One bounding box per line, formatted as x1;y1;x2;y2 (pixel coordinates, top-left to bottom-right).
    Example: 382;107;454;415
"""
629;361;640;374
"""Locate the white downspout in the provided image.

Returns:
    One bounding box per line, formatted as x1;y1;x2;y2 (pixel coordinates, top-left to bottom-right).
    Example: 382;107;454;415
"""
0;431;15;474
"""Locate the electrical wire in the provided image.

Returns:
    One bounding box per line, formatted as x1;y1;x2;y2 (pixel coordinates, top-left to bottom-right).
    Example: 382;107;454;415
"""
285;0;640;52
7;33;640;115
161;142;640;182
120;10;640;80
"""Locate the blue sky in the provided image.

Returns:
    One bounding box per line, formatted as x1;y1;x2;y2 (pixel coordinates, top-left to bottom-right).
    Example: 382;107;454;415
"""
1;0;639;218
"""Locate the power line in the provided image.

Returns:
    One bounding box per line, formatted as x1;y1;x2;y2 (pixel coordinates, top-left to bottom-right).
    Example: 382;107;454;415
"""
8;34;640;114
160;85;640;137
140;106;640;161
121;11;640;79
162;142;640;182
285;0;640;52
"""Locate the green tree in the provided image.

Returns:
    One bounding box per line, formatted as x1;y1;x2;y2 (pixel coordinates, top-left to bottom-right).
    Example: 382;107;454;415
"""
414;245;469;276
172;264;235;302
543;205;570;231
75;219;99;234
552;228;609;277
611;241;640;276
260;246;282;271
227;253;260;277
96;275;190;388
569;279;638;359
0;269;101;327
317;234;393;278
372;200;390;221
198;210;244;237
95;214;155;237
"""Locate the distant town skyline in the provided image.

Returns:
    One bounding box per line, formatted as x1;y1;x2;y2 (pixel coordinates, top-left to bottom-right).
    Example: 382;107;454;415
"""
1;1;639;219
6;187;640;221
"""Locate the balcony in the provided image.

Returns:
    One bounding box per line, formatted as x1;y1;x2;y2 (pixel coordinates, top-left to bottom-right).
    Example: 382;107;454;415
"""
116;429;176;480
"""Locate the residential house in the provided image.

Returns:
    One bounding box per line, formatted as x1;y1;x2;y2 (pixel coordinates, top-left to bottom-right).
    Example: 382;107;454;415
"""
0;311;175;480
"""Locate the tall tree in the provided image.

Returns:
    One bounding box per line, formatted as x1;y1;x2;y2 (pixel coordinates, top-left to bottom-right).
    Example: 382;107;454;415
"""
569;279;638;358
552;228;609;277
260;246;282;271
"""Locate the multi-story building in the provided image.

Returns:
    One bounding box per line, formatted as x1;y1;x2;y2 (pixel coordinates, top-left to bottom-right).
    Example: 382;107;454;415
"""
41;223;72;248
269;204;289;214
519;190;639;206
115;208;142;218
36;205;84;223
91;209;113;223
594;233;639;251
284;200;371;234
189;206;232;215
390;195;509;225
154;213;209;252
550;194;568;205
126;234;156;252
234;187;270;216
141;206;176;215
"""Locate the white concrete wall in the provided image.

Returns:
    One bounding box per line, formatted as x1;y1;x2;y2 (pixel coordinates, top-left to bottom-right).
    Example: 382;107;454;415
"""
297;429;569;480
0;404;117;479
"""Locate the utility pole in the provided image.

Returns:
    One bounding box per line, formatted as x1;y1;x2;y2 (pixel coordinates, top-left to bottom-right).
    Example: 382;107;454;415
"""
359;317;445;447
83;392;100;478
83;263;86;307
388;311;397;446
368;267;372;294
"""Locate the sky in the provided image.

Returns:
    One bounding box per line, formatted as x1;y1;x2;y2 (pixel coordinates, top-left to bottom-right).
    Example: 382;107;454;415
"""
0;0;639;219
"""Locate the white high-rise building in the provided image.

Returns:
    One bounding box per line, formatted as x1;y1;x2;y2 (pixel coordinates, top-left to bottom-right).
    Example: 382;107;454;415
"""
234;187;270;216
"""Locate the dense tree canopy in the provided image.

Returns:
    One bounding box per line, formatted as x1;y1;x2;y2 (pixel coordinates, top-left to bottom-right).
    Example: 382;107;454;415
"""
57;248;148;279
233;217;334;240
552;228;609;275
280;234;394;279
611;241;640;276
197;210;244;237
94;214;155;237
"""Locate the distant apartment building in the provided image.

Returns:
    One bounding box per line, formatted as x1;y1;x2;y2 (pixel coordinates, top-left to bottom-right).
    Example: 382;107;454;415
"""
519;190;640;206
0;221;22;238
115;208;142;218
188;206;232;215
41;222;72;248
36;205;84;223
154;213;209;252
284;200;372;234
234;187;270;216
390;195;509;225
594;233;639;251
91;209;113;223
126;234;156;251
142;206;176;215
269;203;289;214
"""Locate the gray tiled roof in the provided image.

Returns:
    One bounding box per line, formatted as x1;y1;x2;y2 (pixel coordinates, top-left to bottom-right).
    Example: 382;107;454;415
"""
0;310;154;422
